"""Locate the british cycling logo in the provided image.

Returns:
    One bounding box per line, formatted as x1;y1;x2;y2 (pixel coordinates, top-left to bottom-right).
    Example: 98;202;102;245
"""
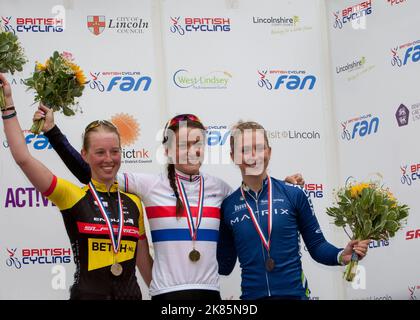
170;17;231;35
5;248;72;269
400;163;420;186
87;15;149;36
173;69;232;89
304;183;324;199
408;285;419;300
86;71;152;92
332;1;372;30
3;130;52;150
109;113;152;164
257;69;316;91
3;186;56;208
0;15;64;33
340;114;379;141
390;40;420;68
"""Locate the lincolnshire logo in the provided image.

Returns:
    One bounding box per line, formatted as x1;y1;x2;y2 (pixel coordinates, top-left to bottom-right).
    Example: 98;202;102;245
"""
173;69;232;89
258;69;316;91
1;16;64;33
336;56;366;74
336;56;375;81
340;114;379;141
252;15;299;26
390;40;420;68
109;113;151;164
170;17;230;35
333;0;372;29
86;71;152;92
87;15;149;36
110;113;140;147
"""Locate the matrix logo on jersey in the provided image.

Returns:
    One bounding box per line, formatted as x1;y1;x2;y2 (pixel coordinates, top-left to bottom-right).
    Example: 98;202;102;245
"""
390;40;420;67
173;69;232;89
304;183;324;198
257;69;316;91
87;15;149;36
110;113;152;164
3;186;56;208
5;248;71;269
170;17;230;35
400;163;420;186
86;71;152;92
332;0;372;29
0;16;64;33
340;114;379;141
3;130;52;150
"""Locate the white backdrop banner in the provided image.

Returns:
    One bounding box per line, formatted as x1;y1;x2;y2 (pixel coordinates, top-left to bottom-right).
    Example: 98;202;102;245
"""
0;0;418;300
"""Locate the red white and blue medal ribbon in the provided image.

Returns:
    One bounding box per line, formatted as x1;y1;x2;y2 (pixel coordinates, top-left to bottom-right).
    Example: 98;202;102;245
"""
240;176;273;253
175;175;204;242
88;182;124;254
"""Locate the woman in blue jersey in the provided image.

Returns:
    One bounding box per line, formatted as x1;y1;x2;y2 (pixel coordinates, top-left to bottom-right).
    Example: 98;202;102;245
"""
32;106;304;300
217;121;370;300
0;74;153;300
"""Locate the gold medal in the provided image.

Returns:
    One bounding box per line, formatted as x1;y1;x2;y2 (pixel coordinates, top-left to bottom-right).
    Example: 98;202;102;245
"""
265;258;275;272
189;249;201;262
110;263;123;276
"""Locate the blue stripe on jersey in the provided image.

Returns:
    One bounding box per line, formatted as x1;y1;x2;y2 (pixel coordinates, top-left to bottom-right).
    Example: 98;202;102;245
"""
151;228;219;242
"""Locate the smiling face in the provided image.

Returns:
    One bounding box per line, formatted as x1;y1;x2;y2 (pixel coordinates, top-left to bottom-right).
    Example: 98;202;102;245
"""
166;126;205;175
81;129;121;186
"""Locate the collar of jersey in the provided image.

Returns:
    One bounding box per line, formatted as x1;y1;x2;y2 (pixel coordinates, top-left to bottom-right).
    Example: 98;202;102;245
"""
90;179;119;192
242;176;268;198
175;168;201;182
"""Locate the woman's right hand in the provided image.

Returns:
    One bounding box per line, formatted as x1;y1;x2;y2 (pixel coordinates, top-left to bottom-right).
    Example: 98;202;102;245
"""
33;104;55;132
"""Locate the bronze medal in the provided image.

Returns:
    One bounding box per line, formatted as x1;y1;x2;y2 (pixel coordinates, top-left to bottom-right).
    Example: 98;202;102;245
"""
265;258;275;272
110;263;123;276
189;249;201;262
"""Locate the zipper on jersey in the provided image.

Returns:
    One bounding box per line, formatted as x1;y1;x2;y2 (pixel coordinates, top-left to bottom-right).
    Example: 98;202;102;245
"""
247;188;271;297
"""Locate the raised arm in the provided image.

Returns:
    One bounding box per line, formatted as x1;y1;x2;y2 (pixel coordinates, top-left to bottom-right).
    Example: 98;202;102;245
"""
33;104;91;184
1;74;54;193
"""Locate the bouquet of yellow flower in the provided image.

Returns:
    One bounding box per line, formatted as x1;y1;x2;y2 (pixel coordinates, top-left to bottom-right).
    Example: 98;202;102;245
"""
25;51;86;134
0;26;27;109
326;179;409;281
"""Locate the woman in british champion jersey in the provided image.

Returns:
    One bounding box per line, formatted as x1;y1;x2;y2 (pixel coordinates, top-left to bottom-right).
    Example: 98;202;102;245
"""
217;121;370;300
0;74;152;300
32;108;304;300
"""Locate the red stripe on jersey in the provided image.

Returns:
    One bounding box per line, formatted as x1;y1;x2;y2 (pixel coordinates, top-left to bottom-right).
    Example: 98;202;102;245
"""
146;206;220;219
77;222;140;238
42;175;58;197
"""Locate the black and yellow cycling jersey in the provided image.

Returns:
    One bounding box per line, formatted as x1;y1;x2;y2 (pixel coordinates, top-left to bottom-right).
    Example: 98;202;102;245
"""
44;176;146;300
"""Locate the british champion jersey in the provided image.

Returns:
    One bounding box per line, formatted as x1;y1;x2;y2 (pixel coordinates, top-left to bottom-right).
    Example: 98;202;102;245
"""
44;176;146;299
217;177;342;300
118;170;232;296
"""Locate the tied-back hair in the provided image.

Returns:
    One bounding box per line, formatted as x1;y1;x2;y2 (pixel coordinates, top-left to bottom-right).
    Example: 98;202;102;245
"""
162;117;205;218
